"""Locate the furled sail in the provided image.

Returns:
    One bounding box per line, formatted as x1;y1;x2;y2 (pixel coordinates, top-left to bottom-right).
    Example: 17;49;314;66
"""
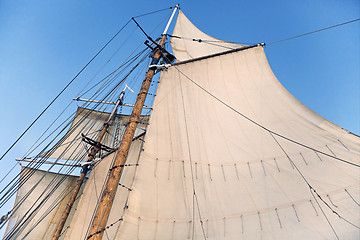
47;107;148;161
171;10;247;61
100;12;358;239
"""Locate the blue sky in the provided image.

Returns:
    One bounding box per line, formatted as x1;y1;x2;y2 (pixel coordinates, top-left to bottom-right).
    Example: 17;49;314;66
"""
0;0;359;236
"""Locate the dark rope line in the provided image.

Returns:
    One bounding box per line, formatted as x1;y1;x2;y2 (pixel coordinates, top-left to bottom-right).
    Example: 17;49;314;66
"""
310;190;340;240
6;178;71;239
1;49;151;236
85;134;146;239
84;156;115;240
75;24;139;98
5;135;91;231
22;101;74;159
0;19;133;162
1;84;113;214
166;34;238;50
168;18;360;47
87;218;123;239
132;17;150;39
166;34;241;44
0;162;18;185
173;66;360;168
84;16;167;237
78;55;134;98
345;189;360;206
22;181;82;238
79;47;148;99
6;34;147;196
312;188;360;229
83;20;166;238
0;122;73;207
271;131;359;238
177;71;207;240
4;161;80;239
271;131;360;233
269;133;311;187
2;140;85;221
201;41;235;50
0;106;96;207
0;48;150;207
133;6;173;18
85;54;152;240
167;58;360;236
267;18;360;45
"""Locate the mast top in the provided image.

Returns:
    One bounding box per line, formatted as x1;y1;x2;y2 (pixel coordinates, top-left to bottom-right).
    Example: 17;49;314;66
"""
162;4;179;35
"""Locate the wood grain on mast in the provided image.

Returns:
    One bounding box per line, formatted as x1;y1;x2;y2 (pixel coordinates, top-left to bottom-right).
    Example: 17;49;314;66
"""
87;5;179;240
51;96;123;240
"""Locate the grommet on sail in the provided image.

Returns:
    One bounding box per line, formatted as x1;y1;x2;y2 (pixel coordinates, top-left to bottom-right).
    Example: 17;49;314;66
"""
2;6;359;240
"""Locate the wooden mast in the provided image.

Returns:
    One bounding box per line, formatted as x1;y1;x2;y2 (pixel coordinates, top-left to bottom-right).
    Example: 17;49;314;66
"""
87;5;179;240
51;95;123;240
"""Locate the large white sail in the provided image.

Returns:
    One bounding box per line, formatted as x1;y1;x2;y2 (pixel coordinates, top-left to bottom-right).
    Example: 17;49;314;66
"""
109;12;360;239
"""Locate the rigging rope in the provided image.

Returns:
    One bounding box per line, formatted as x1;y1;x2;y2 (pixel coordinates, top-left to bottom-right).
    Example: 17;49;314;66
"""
166;34;239;50
173;62;360;235
133;6;173;19
0;49;152;236
271;129;358;237
0;5;174;162
177;72;207;239
267;18;360;45
3;8;161;235
167;18;360;47
0;19;133;162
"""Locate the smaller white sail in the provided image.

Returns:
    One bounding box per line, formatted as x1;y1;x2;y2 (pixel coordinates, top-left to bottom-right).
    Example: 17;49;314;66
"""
3;168;78;240
46;107;148;161
171;10;247;61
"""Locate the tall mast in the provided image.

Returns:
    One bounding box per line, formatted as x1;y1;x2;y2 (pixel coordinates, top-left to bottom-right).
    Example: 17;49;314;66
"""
87;4;179;240
51;93;124;240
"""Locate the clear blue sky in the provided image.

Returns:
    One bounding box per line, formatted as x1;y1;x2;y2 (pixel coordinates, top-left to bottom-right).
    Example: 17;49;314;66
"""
0;0;359;236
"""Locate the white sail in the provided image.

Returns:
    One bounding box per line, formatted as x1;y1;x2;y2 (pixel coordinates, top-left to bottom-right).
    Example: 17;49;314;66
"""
109;12;360;239
171;10;246;61
47;107;148;161
3;168;78;239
